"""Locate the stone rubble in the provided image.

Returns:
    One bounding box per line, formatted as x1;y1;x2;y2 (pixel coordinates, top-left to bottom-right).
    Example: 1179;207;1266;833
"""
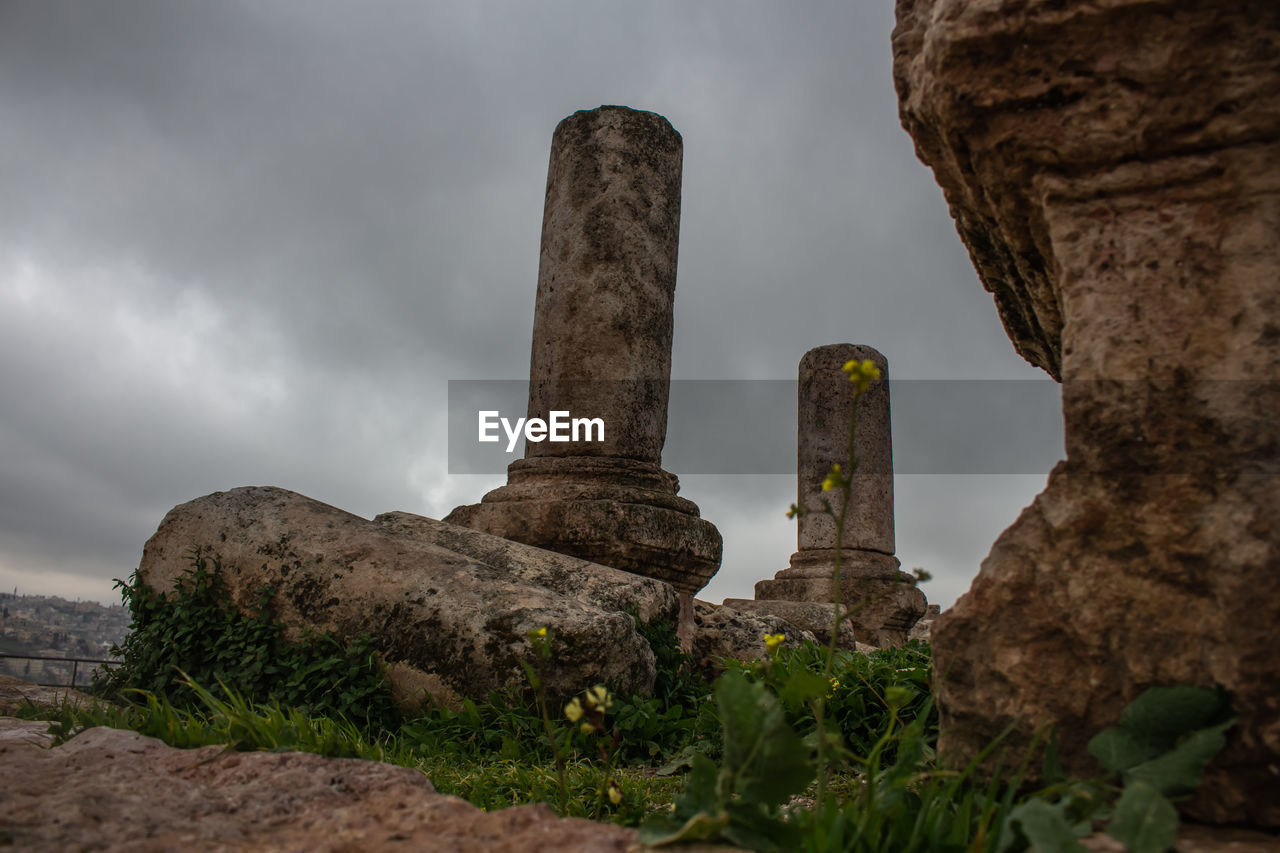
688;599;822;682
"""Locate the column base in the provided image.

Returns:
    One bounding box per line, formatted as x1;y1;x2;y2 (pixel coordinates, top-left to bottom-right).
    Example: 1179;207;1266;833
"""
774;548;902;580
444;456;722;596
746;549;927;646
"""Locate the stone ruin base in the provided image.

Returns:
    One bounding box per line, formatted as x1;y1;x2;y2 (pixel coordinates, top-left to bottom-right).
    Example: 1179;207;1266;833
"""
728;547;928;648
444;456;722;596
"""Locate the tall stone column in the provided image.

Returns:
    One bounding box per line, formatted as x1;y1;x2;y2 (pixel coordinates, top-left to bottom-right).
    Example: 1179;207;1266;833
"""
726;344;926;647
446;106;722;603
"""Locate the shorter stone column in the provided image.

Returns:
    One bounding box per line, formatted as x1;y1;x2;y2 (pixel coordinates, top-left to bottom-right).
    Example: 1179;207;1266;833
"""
727;344;926;647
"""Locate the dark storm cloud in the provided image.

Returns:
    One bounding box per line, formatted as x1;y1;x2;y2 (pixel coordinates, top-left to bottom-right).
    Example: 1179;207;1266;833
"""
0;1;1058;606
1;1;557;380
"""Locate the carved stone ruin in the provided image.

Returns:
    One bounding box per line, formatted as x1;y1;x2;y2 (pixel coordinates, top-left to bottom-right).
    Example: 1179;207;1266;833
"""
446;106;723;609
894;0;1280;826
726;344;926;647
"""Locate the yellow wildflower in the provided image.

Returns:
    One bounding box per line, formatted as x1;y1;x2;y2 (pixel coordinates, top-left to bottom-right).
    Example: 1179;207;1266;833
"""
564;697;583;723
581;722;594;734
585;684;612;711
535;626;547;637
828;677;840;696
763;633;786;652
607;780;623;805
822;463;843;492
842;359;881;392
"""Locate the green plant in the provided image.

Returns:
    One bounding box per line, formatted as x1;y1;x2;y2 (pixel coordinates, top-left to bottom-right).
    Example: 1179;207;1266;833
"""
93;546;399;730
517;623;648;817
521;625;571;813
723;639;936;766
399;691;545;759
635;612;710;711
641;681;1234;852
16;677;397;762
785;696;1024;853
639;668;812;850
611;613;718;764
174;670;397;759
1000;685;1235;853
416;754;680;824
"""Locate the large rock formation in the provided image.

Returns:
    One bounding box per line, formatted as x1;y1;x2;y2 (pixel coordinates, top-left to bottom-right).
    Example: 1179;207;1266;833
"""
894;0;1280;826
0;718;638;851
137;487;679;703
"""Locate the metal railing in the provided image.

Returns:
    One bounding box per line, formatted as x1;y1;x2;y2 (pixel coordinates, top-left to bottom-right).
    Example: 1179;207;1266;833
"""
0;653;121;689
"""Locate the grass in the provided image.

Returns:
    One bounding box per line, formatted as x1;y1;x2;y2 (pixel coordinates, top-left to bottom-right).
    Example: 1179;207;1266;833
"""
12;641;1233;852
13;641;932;830
13;673;689;826
420;756;685;822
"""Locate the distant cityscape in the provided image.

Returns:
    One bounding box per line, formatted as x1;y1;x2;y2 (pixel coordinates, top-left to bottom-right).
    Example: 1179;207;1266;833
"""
0;591;131;687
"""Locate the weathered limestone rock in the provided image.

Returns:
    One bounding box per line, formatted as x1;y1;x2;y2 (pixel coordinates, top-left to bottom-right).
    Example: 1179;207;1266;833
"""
722;599;884;656
728;345;926;647
445;106;723;600
373;511;677;625
138;487;680;703
0;718;638;851
689;600;822;681
894;0;1280;826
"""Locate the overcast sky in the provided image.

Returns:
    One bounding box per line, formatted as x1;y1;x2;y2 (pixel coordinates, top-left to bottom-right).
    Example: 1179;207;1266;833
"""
0;1;1061;612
